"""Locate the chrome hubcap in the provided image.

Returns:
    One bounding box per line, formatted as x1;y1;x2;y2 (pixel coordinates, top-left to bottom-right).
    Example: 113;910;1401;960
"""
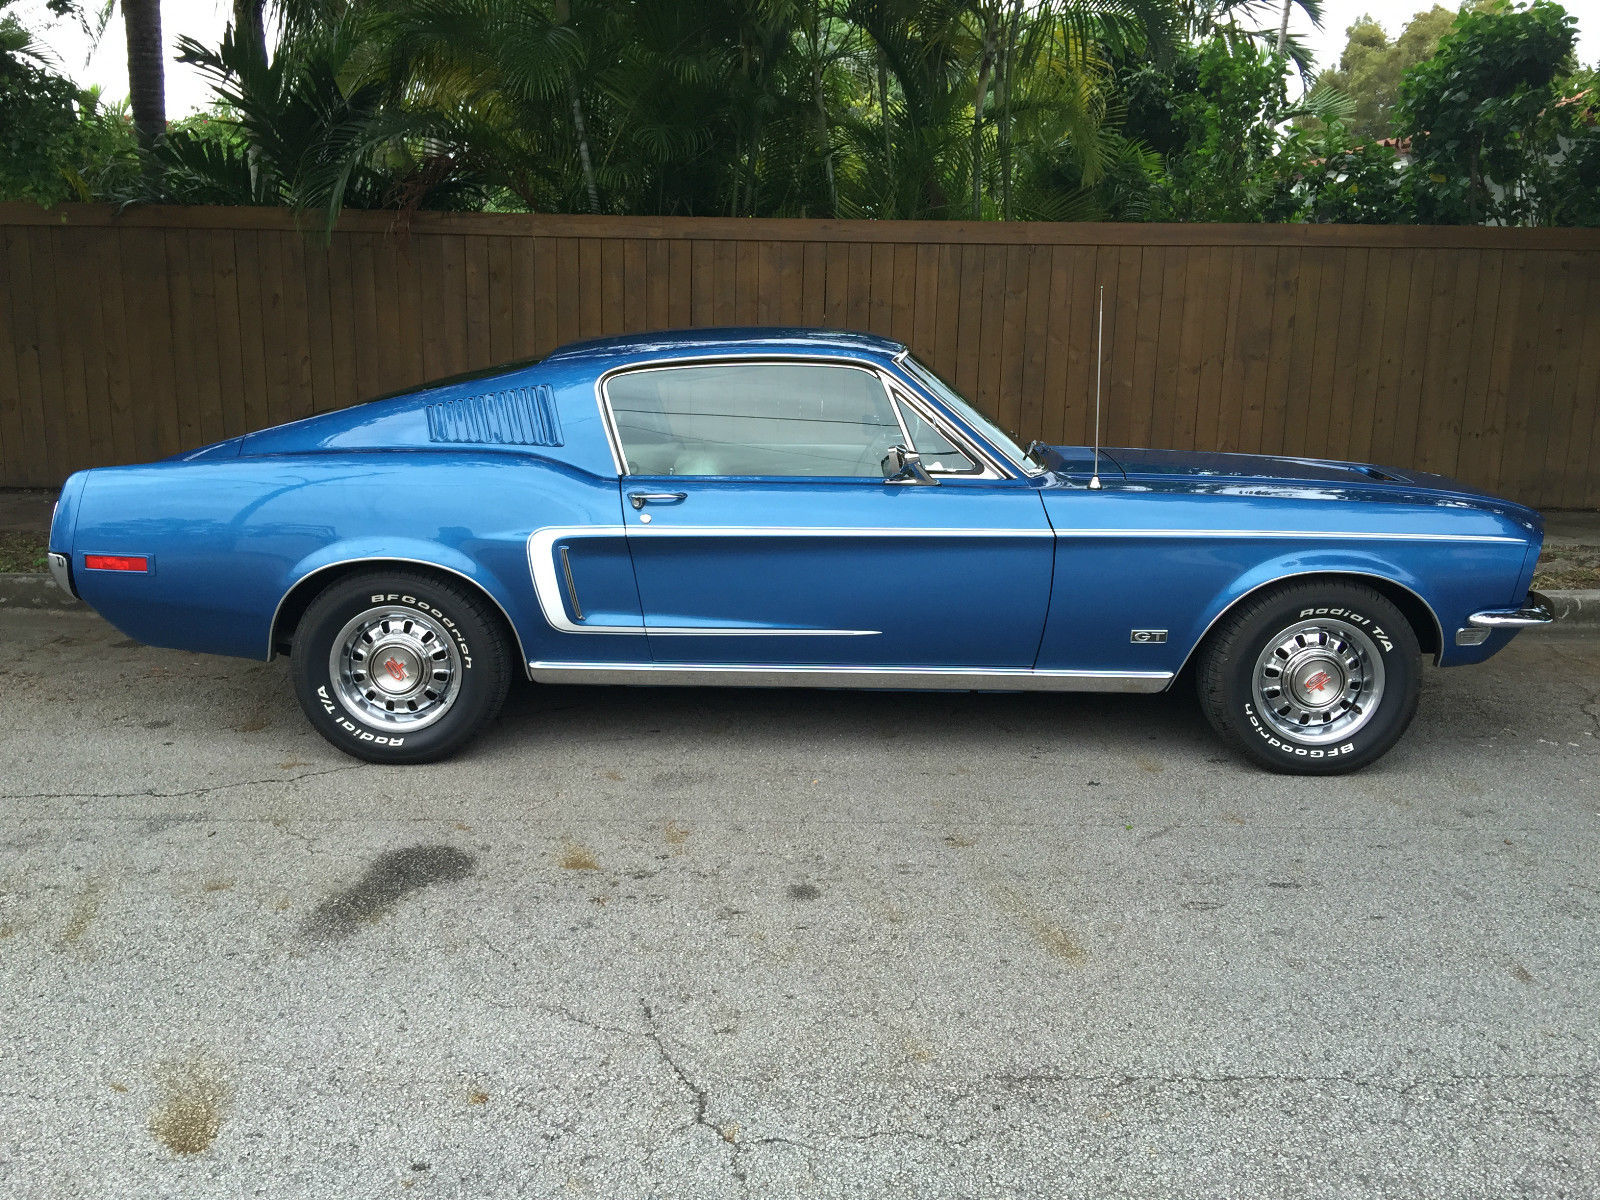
1251;618;1385;745
329;607;462;733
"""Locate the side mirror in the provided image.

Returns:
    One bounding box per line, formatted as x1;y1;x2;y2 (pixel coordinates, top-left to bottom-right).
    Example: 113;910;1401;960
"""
881;446;937;485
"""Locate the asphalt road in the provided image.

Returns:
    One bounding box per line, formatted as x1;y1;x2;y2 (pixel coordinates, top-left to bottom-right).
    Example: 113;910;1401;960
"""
1;610;1598;1200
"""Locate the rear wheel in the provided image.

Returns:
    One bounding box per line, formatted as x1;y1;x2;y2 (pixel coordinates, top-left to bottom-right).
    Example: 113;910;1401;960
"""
290;570;512;764
1197;580;1421;774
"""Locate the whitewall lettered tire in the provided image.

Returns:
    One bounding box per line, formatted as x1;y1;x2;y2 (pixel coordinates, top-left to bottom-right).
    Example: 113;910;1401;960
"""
290;570;512;764
1196;580;1422;774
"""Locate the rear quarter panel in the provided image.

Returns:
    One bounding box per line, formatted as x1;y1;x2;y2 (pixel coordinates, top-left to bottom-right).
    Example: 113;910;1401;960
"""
66;451;630;664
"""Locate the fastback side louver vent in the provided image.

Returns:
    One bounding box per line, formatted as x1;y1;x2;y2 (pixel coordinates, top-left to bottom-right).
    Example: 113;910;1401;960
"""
426;385;563;447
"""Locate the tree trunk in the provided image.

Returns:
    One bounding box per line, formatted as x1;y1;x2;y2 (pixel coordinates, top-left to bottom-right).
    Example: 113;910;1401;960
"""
122;0;166;161
569;92;601;214
809;16;837;217
554;0;600;214
234;0;267;65
878;50;893;189
971;19;995;220
997;1;1021;220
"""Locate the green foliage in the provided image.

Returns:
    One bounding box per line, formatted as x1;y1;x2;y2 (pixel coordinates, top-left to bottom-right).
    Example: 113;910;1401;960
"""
1268;119;1415;224
5;0;1600;226
1126;35;1291;220
1314;6;1457;142
1397;0;1578;223
0;0;139;202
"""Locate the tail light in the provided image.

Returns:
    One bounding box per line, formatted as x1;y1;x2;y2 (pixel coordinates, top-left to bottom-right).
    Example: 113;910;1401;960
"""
83;554;149;572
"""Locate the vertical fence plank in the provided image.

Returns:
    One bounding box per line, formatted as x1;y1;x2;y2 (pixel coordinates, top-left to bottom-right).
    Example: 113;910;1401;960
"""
1559;264;1600;508
1145;246;1186;453
1500;252;1556;503
1323;248;1369;463
1532;252;1590;505
1345;249;1390;469
1015;243;1052;443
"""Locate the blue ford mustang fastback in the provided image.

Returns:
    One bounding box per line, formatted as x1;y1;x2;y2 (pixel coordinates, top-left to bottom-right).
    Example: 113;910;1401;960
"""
47;327;1553;772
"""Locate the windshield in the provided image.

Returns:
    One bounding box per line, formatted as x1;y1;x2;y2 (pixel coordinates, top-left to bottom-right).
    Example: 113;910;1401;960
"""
899;356;1043;475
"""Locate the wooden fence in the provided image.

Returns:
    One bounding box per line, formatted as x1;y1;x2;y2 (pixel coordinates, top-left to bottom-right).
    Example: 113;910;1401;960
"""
2;204;1598;506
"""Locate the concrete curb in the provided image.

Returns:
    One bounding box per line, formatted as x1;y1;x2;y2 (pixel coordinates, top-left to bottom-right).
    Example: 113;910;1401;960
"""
0;573;79;610
1546;590;1600;626
1;571;1597;625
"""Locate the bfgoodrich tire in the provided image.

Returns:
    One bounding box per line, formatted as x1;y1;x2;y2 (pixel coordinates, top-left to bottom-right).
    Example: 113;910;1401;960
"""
290;570;512;764
1196;580;1421;775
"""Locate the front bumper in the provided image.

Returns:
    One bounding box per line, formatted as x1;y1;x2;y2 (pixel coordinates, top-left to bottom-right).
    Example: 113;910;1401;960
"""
1455;590;1555;645
47;551;75;598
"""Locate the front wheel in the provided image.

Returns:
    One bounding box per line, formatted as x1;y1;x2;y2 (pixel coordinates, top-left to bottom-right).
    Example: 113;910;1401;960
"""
290;570;513;764
1196;580;1421;774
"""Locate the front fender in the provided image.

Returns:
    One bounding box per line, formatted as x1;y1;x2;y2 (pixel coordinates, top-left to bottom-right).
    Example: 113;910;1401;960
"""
1035;537;1526;676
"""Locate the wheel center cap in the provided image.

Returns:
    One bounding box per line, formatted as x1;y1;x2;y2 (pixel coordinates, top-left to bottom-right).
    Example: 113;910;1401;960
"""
1293;656;1345;707
373;644;422;695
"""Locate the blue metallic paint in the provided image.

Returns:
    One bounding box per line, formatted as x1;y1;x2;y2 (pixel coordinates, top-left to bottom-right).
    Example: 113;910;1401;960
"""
49;327;1546;687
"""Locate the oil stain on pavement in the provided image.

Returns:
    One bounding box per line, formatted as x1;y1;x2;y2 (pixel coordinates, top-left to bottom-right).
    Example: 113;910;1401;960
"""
149;1056;229;1156
301;845;476;941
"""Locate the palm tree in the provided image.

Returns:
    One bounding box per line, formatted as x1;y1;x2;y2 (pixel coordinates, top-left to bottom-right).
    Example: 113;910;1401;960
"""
120;0;165;169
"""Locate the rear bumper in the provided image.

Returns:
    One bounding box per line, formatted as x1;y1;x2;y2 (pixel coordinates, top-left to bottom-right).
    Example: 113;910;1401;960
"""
47;551;75;598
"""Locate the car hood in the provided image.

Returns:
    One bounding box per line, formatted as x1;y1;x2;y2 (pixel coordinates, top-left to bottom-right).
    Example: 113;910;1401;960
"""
1034;445;1541;528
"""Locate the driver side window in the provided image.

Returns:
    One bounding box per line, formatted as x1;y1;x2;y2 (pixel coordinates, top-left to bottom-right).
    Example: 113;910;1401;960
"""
607;362;904;478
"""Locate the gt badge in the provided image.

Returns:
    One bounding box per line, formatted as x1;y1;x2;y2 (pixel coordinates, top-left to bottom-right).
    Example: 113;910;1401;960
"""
1130;630;1168;644
384;657;408;683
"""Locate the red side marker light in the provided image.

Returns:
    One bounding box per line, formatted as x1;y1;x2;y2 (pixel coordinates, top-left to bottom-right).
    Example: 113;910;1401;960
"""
84;554;149;572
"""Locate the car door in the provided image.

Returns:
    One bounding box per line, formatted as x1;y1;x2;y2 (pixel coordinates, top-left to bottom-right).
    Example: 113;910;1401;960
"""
603;358;1055;669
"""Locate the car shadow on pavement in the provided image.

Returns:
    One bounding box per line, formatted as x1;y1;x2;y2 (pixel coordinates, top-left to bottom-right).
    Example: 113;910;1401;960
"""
490;676;1217;760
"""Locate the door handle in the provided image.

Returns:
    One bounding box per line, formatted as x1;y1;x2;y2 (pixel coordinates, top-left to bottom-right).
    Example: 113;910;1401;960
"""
628;491;688;510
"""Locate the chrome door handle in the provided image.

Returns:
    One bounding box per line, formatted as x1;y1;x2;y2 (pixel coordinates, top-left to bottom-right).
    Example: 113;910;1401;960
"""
628;491;687;510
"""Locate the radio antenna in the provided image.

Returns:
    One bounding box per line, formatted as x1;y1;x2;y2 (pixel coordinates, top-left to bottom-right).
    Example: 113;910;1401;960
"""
1089;283;1105;490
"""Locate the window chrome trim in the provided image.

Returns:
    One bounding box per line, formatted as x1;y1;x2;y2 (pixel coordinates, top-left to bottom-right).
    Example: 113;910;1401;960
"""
894;355;1044;477
593;354;1019;482
527;661;1173;693
882;378;997;479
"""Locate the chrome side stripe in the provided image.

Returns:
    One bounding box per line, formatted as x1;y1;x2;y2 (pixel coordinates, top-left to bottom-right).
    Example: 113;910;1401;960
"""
526;525;1049;636
1046;528;1522;543
626;525;1055;538
527;661;1174;693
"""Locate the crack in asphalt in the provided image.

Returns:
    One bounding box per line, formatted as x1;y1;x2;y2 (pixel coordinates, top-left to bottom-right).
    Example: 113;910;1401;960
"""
0;763;367;803
638;1001;822;1192
473;932;812;1185
641;1002;735;1165
1577;681;1600;740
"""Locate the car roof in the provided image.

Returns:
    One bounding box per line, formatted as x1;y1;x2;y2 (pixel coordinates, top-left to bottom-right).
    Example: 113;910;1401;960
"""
542;326;907;364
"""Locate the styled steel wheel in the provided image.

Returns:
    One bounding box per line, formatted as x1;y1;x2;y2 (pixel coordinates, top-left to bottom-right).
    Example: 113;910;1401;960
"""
329;606;464;733
290;570;513;764
1197;580;1421;775
1250;617;1386;746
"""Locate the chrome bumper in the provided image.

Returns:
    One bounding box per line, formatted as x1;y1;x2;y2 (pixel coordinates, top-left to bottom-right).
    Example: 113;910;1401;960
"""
1468;591;1556;629
47;551;75;598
